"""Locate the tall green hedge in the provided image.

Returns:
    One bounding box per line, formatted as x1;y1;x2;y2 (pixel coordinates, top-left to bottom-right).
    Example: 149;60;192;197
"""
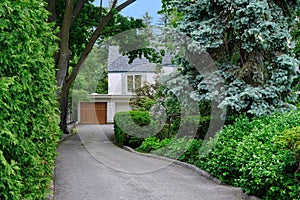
0;1;61;199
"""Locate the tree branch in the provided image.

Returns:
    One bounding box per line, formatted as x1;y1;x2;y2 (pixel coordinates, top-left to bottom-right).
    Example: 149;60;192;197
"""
63;0;137;89
111;0;118;9
116;0;136;11
71;0;86;27
56;0;75;88
46;0;57;23
99;0;103;21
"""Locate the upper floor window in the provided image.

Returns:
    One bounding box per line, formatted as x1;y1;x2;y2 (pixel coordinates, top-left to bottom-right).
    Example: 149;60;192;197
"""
127;75;142;93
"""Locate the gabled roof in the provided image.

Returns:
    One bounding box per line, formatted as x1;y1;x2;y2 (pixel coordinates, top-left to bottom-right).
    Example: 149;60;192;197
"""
108;56;156;72
108;46;173;73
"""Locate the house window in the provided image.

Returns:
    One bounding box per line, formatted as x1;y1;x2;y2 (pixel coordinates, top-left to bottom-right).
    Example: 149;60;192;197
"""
127;75;142;93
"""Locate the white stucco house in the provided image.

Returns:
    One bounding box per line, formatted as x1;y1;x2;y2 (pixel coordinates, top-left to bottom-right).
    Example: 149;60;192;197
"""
78;46;176;124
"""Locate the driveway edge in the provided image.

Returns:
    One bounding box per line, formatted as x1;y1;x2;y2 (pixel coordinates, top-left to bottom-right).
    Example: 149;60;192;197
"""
49;124;75;200
123;146;262;200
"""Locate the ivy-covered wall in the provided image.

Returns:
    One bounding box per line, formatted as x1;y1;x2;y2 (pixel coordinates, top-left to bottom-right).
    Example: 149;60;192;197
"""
0;0;61;199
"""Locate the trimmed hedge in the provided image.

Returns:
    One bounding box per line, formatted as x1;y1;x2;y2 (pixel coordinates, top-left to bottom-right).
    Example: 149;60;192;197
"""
0;1;61;199
114;111;160;148
114;111;211;148
197;111;300;200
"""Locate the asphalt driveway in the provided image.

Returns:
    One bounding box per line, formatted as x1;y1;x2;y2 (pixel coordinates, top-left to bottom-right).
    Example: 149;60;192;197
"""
54;125;248;200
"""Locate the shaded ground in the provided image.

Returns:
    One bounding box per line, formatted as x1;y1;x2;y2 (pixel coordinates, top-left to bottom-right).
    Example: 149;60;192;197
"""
54;125;246;200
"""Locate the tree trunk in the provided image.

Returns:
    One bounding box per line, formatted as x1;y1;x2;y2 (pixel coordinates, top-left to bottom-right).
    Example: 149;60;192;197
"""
46;0;57;23
46;0;137;134
56;0;75;89
59;87;70;134
58;8;117;134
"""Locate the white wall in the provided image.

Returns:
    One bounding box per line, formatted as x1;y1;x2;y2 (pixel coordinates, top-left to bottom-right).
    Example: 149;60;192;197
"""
108;73;122;94
108;67;177;95
161;66;177;74
115;102;131;113
145;73;155;84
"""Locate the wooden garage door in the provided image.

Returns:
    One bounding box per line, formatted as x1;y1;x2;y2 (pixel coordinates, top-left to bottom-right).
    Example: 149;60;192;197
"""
80;102;107;124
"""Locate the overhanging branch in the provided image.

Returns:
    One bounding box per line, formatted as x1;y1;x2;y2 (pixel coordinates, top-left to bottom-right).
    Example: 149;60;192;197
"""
64;0;137;88
71;0;86;27
116;0;136;11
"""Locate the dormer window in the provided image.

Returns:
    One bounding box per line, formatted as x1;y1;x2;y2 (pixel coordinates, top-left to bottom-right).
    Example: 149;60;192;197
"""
127;75;142;93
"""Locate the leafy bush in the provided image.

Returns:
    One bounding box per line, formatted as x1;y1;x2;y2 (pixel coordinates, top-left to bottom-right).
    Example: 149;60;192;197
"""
0;1;61;199
129;83;157;111
114;111;160;148
156;138;202;165
151;137;193;159
197;110;300;200
136;137;172;153
140;136;203;164
274;126;300;191
275;126;300;161
178;139;203;165
179;115;211;139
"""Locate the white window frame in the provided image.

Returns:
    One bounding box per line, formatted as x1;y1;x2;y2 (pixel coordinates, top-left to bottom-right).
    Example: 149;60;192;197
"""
127;74;142;93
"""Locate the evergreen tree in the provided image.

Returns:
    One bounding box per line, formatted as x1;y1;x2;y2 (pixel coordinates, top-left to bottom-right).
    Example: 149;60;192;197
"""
162;0;299;118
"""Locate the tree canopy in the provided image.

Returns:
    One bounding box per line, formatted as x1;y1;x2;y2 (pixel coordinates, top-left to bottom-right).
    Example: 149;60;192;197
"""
160;0;300;118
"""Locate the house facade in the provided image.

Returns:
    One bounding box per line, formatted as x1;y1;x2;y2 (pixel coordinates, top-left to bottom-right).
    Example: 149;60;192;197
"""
78;46;176;124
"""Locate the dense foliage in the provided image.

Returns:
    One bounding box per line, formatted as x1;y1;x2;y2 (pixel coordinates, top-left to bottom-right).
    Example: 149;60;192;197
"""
197;111;300;199
114;109;209;147
129;83;212;139
291;8;300;58
137;136;203;165
0;0;61;199
132;111;300;199
161;0;299;118
114;111;158;148
114;1;300;200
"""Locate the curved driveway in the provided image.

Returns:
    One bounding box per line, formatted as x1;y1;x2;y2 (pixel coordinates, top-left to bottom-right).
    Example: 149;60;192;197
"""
54;125;247;200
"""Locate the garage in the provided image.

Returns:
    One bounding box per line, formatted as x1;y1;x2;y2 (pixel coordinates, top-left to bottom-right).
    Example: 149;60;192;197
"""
80;102;107;124
115;102;131;113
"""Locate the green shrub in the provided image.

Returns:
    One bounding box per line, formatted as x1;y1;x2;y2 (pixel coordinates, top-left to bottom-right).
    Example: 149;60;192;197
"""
114;111;160;148
0;1;61;199
275;126;300;161
153;137;193;159
150;137;202;164
197;110;300;200
136;137;172;153
178;139;203;165
179;115;211;139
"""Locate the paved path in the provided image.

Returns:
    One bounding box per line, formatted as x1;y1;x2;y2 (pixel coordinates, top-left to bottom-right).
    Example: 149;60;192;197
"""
54;125;246;200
